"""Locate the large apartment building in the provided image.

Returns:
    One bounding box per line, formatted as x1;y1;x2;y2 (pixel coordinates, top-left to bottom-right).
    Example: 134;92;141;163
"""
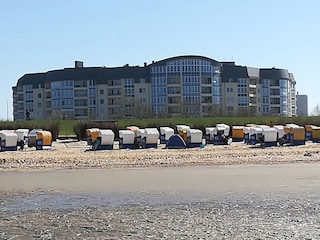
12;55;296;121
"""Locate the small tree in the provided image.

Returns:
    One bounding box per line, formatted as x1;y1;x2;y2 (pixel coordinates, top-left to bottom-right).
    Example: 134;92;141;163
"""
311;103;320;116
134;101;152;120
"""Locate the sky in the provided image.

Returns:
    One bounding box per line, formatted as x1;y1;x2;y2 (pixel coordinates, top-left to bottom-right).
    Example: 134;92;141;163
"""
1;0;319;120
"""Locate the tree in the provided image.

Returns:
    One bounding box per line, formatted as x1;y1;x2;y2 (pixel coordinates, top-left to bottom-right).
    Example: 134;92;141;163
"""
133;101;152;120
311;103;320;116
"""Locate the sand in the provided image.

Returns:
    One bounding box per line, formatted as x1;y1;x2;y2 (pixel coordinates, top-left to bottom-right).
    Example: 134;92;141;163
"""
1;163;320;239
0;140;320;171
1;141;320;239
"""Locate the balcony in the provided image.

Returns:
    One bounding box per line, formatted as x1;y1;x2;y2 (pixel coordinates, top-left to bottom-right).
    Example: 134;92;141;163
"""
167;87;181;95
167;78;181;85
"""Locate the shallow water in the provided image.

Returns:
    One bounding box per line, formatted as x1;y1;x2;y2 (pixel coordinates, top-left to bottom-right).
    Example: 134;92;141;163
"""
1;193;320;239
1;164;320;239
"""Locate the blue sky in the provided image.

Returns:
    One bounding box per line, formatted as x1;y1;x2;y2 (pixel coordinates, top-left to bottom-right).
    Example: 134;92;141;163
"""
1;0;319;120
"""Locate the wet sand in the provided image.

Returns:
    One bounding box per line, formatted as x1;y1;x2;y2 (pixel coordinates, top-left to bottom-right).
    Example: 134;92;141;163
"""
1;163;320;196
1;141;320;239
1;164;320;239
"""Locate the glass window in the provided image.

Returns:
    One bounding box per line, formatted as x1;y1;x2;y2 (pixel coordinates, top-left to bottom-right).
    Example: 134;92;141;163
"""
227;97;233;103
89;80;95;86
227;88;233;93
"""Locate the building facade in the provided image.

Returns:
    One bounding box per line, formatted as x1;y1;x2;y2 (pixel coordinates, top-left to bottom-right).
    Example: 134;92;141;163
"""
296;94;308;116
221;63;296;117
12;56;296;121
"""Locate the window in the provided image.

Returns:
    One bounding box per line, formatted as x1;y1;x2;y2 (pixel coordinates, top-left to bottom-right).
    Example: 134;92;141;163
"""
75;109;88;117
270;98;280;104
263;106;269;113
139;88;146;93
270;89;280;95
74;90;87;97
89;88;96;97
270;79;279;86
89;99;96;106
100;89;104;94
262;88;269;96
38;93;42;98
61;89;73;98
238;86;247;94
238;78;247;84
140;97;146;103
89;80;95;86
112;80;121;86
74;99;87;107
100;99;104;104
61;99;73;108
139;78;146;83
52;100;60;108
74;80;87;88
238;96;247;106
262;97;269;104
25;85;33;90
125;88;134;96
262;79;269;87
112;89;121;95
202;96;212;103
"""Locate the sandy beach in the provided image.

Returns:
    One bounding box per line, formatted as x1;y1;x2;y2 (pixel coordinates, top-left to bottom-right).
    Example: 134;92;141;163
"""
1;141;320;239
1;163;320;239
0;140;320;171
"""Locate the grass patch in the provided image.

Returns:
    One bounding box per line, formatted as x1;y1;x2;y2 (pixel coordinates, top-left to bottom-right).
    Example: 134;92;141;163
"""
58;120;77;135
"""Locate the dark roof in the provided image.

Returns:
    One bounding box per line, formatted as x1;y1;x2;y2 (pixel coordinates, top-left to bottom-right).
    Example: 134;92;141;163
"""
149;55;222;67
47;66;150;84
221;63;293;82
259;68;290;79
14;57;294;88
221;64;249;82
16;66;151;87
16;72;47;88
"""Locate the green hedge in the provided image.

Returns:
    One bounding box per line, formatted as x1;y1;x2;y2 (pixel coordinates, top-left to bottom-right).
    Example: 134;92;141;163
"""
116;116;320;129
2;116;320;141
0;120;60;140
73;121;118;140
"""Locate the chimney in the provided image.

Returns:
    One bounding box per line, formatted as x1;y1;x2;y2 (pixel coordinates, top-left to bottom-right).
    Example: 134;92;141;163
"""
75;61;84;68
